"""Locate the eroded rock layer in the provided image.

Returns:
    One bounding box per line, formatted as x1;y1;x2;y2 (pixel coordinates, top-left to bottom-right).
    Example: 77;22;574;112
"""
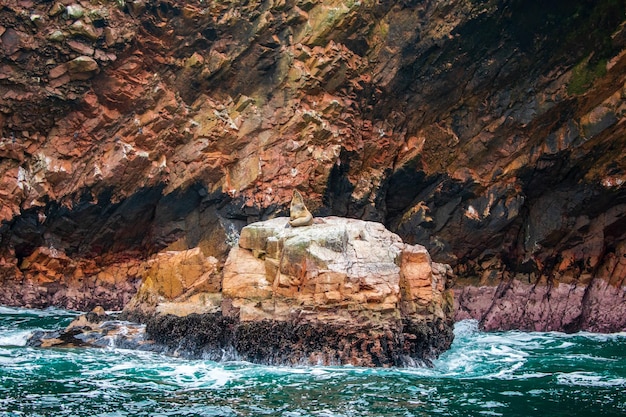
1;0;626;332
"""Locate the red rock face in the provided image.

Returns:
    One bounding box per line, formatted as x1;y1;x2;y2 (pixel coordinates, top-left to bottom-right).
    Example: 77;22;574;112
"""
0;1;625;331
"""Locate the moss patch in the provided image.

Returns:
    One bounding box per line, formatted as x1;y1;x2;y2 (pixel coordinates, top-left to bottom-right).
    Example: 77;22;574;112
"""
567;58;607;95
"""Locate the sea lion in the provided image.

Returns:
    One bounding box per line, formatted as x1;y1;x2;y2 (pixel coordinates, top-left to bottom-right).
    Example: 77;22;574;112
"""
289;189;313;227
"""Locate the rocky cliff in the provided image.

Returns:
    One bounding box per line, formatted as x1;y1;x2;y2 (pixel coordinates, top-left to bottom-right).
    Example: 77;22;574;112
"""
1;0;625;332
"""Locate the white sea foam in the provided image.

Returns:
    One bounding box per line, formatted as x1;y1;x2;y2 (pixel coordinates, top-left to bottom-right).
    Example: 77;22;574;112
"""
488;344;528;360
310;368;330;376
0;306;22;315
556;371;626;387
0;352;18;366
487;360;525;380
106;361;139;372
479;411;503;416
432;323;533;379
513;372;551;379
435;351;479;375
0;306;78;317
452;319;479;336
0;330;32;347
500;391;524;396
158;362;236;388
562;353;618;362
577;331;626;340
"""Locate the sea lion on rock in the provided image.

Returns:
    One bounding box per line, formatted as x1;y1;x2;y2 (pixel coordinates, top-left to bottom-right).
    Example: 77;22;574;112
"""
289;189;313;227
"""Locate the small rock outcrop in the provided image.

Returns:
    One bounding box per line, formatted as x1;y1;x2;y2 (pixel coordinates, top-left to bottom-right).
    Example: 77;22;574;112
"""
27;306;149;350
217;216;454;365
64;217;453;367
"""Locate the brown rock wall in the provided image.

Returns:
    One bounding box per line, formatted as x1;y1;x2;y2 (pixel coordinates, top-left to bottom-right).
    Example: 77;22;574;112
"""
0;0;624;331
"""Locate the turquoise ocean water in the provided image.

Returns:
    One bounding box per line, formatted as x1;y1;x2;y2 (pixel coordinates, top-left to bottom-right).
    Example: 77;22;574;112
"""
1;306;625;417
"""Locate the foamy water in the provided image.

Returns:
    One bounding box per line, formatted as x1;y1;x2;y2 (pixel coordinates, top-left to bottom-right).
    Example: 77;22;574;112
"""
1;308;625;416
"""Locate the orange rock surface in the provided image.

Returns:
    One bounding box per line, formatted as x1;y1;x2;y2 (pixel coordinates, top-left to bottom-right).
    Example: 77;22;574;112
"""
219;217;453;324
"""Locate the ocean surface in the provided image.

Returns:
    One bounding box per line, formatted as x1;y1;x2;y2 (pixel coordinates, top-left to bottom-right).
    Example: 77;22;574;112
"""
0;307;624;417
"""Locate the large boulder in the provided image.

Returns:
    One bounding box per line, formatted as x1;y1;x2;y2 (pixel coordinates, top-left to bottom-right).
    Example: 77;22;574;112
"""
225;217;452;325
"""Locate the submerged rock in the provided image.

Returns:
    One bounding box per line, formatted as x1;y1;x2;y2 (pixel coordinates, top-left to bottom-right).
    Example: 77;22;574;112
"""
27;306;154;351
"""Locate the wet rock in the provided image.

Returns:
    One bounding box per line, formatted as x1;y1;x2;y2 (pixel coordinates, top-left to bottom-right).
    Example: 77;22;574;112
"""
141;312;451;367
27;307;154;350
